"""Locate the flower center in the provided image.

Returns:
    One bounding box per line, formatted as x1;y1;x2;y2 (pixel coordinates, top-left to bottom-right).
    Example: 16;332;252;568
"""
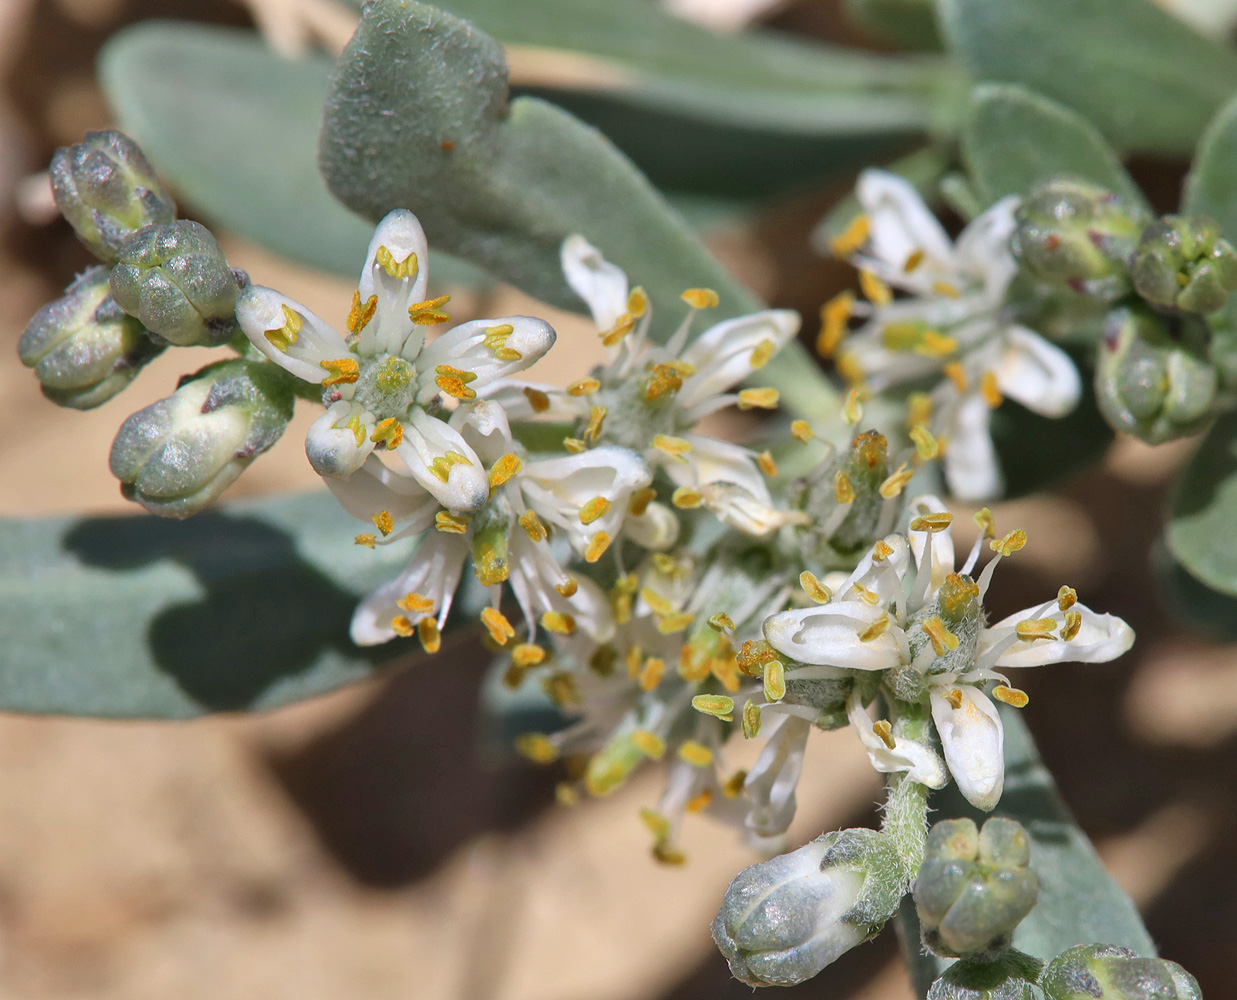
351;353;418;420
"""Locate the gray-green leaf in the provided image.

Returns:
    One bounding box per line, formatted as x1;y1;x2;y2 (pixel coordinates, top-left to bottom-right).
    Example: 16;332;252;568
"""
1166;409;1237;596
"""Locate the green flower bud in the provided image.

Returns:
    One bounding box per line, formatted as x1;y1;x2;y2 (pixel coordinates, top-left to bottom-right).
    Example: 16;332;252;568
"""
109;220;242;347
913;817;1038;960
49;130;175;262
110;360;293;518
1041;944;1202;1000
927;950;1044;1000
712;828;903;986
1011;180;1147;300
1132;214;1237;314
795;429;894;567
1095;306;1217;443
18;266;163;410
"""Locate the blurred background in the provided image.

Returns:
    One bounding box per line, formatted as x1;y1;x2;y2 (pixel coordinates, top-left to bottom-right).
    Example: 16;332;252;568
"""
0;0;1235;997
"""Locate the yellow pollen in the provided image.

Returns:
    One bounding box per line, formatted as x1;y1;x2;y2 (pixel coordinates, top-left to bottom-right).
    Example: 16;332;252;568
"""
843;385;865;425
627;288;649;316
1015;617;1058;640
482;323;521;361
939;573;980;616
600;313;636;347
435;511;470;534
800;571;832;604
563;437;587;454
816;291;855;358
992;685;1030;708
981;370;1004;408
681;287;719;309
585;531;611;563
692;694;734;721
480;607;516;645
830;213;870;256
943;361;969;392
515;733;558;764
910;423;939;461
489;453;522;490
835;470;856;504
750;339;776;370
578;496;611;525
672;487;704;509
923;616;959;656
354;534;376;548
851;582;881;605
757;451;778;477
628;487;657;516
264;304;302;352
523;387;551;413
918;331;958;357
722;769;747;798
435;365;478;401
370;417;403;450
873;719;896;749
859;613;891;643
738;387;779;410
640;588;674;616
911;512;953;533
791;419;814;443
944;688;963;709
585;405;607;442
873;540;896;562
907;392;933;430
763;659;786;701
1057;585;1078;611
835;351;865;385
541;611;576;636
375;245;418;280
991;529;1027;557
639;656;665;691
973;507;996;539
632;730;666;759
511;642;546;667
708;612;735;631
568;377;601;396
653;434;692;460
742;700;762;739
687;789;713;813
903;248;926;272
656;612;695;635
860;269;893;306
371;510;394;536
390;615;414;638
879;463;914;499
1062;610;1082;641
933;280;961;299
346;290;377;335
397;592;435;614
418;617;441;653
555;577;578;599
653;841;687;866
644;363;683;400
408;293;452;325
678;741;715;767
320;357;359;386
428;451;472;483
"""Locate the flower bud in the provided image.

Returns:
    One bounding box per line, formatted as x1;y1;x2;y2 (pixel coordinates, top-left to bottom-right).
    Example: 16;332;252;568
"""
796;429;893;566
1041;944;1202;1000
712;828;903;986
927;950;1044;1000
110;360;293;518
109;220;242;347
49;130;175;262
18;266;163;409
914;817;1038;960
1095;306;1217;443
1011;180;1147;300
1132;214;1237;314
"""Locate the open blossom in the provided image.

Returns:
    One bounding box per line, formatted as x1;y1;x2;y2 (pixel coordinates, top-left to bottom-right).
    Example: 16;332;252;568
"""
823;170;1082;501
236;209;555;511
762;497;1134;810
539;235;806;536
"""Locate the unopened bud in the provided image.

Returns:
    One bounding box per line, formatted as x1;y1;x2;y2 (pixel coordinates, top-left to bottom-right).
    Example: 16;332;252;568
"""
18;266;163;409
50;130;175;262
1095;306;1217;443
1012;180;1146;300
1041;944;1202;1000
109;220;242;347
927;949;1044;1000
914;817;1038;960
110;360;293;517
712;828;902;986
1132;214;1237;314
797;429;892;566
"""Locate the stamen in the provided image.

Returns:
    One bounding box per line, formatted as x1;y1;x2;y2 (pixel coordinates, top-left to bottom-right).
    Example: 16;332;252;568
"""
991;529;1027;557
408;293;451;325
923;616;960;656
391;615;414;637
511;643;545;667
375;245;418;279
859;269;892;306
756;451;778;477
434;365;478;400
600;313;636;347
872;719;896;749
320;357;360;386
1062;611;1082;641
750;338;776;370
522;387;551;413
515;733;558;764
932;280;961;298
742;700;762;739
627;288;649;316
652;434;692;460
418;617;441;653
879;463;914;498
851;582;881;605
541;611;577;636
678;740;715;767
980;371;1003;408
371;510;394;536
737;387;779;410
567;377;601;396
973;507;997;539
579;496;611;525
903;248;926;272
722;769;748;798
835;351;864;385
843;385;865;425
584;405;607;442
428;451;473;483
585;531;611;563
489;453;522;489
800;571;832;604
692;694;734;721
482;323;521;361
681;288;719;309
354;534;376;548
1057;585;1078;611
638;656;665;691
816;291;855;358
834;470;856;504
555;577;578;598
829;213;870;256
346;290;377;335
644;363;684;400
563;437;587;453
435;511;470;534
992;685;1030;708
859;613;891;642
1015;617;1058;640
481;607;516;645
656;612;695;634
764;659;786;701
791;419;814;443
370;418;403;450
632;730;666;759
671;487;704;509
628;487;657;516
264;304;302;352
943;361;968;392
687;789;713;813
911;512;953;533
944;688;963;709
397;592;435;614
708;612;735;631
907;392;933;430
519;510;547;542
909;423;939;461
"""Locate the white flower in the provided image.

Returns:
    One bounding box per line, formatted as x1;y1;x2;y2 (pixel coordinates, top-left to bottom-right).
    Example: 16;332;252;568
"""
236;209;555;511
549;235;806;536
828;171;1082;501
762;495;1134;809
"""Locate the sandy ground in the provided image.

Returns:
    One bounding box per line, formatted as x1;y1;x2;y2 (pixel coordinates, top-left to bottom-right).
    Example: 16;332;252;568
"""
0;2;1234;998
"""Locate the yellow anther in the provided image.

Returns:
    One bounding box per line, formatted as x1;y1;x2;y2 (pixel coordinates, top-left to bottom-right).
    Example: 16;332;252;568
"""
800;571;832;604
859;269;892;306
519;509;547;542
834;469;856;504
708;612;735;632
678;740;715;767
354;534;376;548
907;392;933;430
628;487;657;517
652;434;692;459
488;453;522;490
738;387;779;410
763;659;786;702
687;789;713;813
829;213;870;256
371;510;394;536
816;290;855;358
585;531;611;563
672;487;704;509
639;656;665;691
481;607;516;646
742;699;762;739
428;450;472;483
757;450;778;477
722;769;748;798
482;323;521;361
692;694;734;720
555;577;578;598
568;377;601;396
390;615;414;637
872;719;896;750
435;511;470;534
657;612;695;635
933;280;961;299
512;642;546;667
750;338;776;370
879;463;914;499
1062;610;1082;641
320;357;360;387
563;437;588;454
943;361;969;392
944;688;963;709
370;417;404;450
1057;585;1078;611
652;842;687;866
600;313;636;347
640;587;675;617
859;613;892;643
627;287;649;316
541;611;577;636
578;496;611;525
515;733;558;764
835;351;865;385
418;617;441;653
923;616;960;656
625;645;643;680
585;405;607;442
347;290;377;335
435;365;478;400
397;592;435;614
264;303;302;352
910;423;939;461
543;672;579;708
919;331;959;357
791;419;814;443
681;287;720;309
992;685;1030;708
408;293;452;325
523;386;551;413
851;582;881;605
632;730;666;759
973;507;996;539
874;540;897;563
981;370;1004;408
991;529;1027;557
1016;617;1058;641
903;248;926;273
911;512;954;533
644;362;684;400
639;805;671;839
843;385;865;425
475;540;509;586
375;245;418;279
939;573;980;617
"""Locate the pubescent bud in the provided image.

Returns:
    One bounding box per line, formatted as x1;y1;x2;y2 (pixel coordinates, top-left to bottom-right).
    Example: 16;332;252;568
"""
110;359;293;518
18;266;163;409
1095;306;1217;444
914;817;1038;960
927;949;1044;1000
712;828;903;986
795;429;892;567
1011;180;1147;300
1132;214;1237;314
49;130;175;262
109;220;242;347
1041;944;1202;1000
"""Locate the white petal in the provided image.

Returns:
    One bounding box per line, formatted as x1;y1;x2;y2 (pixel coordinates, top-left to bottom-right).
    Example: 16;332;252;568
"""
350;532;468;645
417;316;557;401
700;483;809;537
677;310;801;411
395;409;489;513
931;685;1004;811
662;433;771;501
943;393;1003;502
625;501;680;550
357;209;429;356
838;533;911;605
953;197;1019;300
983;603;1135;668
305;400;375;478
506;530;614;641
994;326;1082;418
743;714;810;838
856;169;953;274
848;691;947;788
907;493;956;585
235;285;350;383
449;399;515;464
763;602;902;671
324;455;438;530
478;380;584;422
561;234;629;331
